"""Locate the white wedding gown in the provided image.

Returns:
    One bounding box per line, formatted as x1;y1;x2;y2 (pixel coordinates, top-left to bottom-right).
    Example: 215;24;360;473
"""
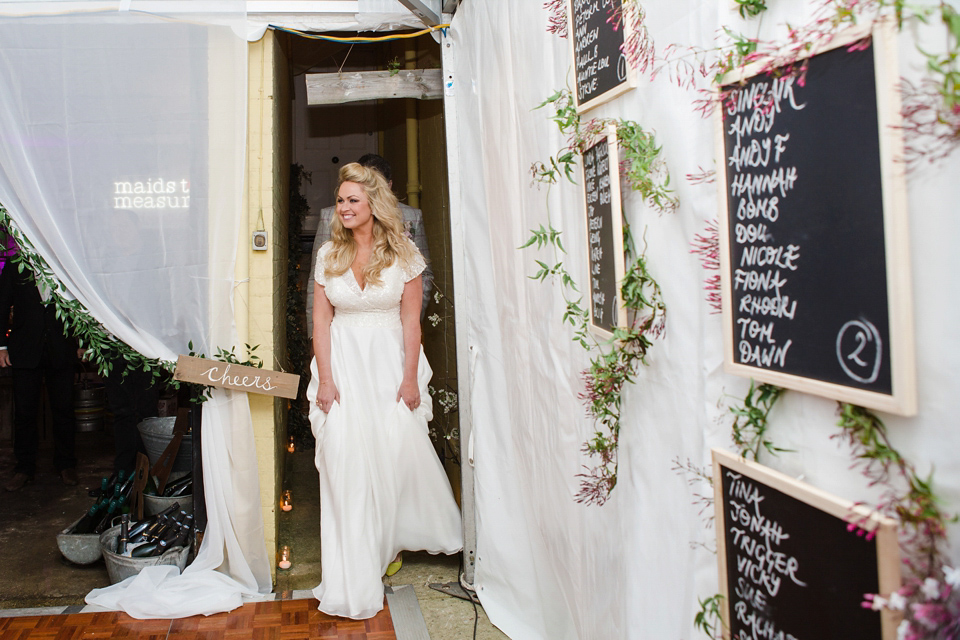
307;241;462;620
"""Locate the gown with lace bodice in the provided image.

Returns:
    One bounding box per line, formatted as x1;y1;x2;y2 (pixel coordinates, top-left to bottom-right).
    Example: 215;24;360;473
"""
307;240;462;620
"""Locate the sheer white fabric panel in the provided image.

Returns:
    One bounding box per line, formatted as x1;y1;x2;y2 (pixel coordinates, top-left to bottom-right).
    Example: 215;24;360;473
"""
449;1;960;638
0;1;272;616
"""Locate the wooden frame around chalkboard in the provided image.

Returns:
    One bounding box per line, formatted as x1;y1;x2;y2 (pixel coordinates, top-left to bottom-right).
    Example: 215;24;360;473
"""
712;449;901;640
566;0;638;113
715;19;917;415
583;125;628;340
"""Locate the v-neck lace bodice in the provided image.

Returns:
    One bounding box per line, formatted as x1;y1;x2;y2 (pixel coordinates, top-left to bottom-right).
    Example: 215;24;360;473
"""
314;240;425;328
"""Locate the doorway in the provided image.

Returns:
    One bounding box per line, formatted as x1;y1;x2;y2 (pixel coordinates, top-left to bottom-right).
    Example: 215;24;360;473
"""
282;29;462;503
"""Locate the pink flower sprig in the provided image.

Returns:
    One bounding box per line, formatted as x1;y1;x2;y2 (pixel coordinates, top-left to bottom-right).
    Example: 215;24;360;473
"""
690;219;722;314
543;0;567;38
611;0;656;77
836;403;959;640
899;76;960;170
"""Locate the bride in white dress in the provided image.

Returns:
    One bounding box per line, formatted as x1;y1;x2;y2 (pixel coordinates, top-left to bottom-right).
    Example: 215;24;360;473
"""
306;163;462;620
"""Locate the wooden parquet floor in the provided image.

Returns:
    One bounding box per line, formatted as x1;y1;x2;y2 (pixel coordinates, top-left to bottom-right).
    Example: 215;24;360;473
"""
0;597;396;640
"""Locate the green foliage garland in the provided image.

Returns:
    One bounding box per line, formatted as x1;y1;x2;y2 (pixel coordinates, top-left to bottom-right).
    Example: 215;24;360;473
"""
0;207;173;385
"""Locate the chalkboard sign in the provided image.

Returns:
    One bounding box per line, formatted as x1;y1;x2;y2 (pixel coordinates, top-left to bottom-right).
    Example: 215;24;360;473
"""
712;449;900;640
567;0;636;113
716;20;916;415
583;126;626;338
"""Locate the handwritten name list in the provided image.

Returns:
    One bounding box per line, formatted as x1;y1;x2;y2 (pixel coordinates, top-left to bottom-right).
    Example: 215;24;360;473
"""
725;470;807;640
571;0;626;106
725;76;806;372
584;137;616;332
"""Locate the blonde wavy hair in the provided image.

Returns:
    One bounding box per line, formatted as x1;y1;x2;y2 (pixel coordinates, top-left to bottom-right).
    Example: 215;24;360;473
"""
324;162;417;287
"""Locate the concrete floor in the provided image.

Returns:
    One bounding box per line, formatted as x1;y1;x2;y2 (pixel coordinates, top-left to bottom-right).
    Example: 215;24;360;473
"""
0;430;508;640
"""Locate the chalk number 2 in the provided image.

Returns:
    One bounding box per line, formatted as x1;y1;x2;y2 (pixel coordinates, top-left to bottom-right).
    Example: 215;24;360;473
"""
836;319;882;384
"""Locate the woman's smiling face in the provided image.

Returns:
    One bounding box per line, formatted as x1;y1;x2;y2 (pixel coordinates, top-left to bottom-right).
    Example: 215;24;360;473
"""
336;181;374;233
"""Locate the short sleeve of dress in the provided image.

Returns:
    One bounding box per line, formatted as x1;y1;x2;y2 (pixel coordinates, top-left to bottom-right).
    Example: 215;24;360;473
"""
401;241;426;283
314;242;332;286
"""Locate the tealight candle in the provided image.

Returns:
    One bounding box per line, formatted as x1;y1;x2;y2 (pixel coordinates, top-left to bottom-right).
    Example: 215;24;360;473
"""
278;545;291;570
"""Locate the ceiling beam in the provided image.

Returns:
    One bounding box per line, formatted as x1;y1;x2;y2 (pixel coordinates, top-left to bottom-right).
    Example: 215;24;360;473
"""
396;0;441;27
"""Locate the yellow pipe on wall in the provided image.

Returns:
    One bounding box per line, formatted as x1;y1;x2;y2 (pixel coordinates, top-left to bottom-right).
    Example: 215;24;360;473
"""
405;43;420;209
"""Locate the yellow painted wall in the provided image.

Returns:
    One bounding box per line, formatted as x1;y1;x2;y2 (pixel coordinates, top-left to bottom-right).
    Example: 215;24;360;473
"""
242;30;292;583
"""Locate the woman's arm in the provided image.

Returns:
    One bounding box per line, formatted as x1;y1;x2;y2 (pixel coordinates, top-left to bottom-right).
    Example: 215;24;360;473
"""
313;281;339;411
396;274;423;409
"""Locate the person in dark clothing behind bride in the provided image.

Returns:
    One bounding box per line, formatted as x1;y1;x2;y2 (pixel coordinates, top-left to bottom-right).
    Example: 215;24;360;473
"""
0;258;79;491
307;163;460;619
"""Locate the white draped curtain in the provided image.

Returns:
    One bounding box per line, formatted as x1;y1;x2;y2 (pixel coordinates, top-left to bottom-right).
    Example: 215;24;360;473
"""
0;1;272;616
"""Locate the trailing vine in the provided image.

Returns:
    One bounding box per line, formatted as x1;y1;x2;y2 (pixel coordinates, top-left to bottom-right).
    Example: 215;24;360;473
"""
0;207;173;385
729;380;787;461
835;404;959;639
525;83;674;505
532;88;678;212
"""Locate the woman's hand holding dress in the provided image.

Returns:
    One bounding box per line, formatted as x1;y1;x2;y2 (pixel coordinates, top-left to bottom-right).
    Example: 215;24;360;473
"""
396;376;420;410
317;379;340;413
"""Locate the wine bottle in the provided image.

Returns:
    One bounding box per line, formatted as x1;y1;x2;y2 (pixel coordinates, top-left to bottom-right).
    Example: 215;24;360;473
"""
153;524;190;556
168;480;192;497
127;518;153;543
130;541;158;558
72;503;103;535
94;499;120;534
162;474;192;497
118;514;129;555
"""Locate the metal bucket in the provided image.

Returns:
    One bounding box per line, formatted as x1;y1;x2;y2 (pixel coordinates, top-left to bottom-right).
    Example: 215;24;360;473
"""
136;416;193;472
56;516;103;565
99;524;190;585
74;383;106;432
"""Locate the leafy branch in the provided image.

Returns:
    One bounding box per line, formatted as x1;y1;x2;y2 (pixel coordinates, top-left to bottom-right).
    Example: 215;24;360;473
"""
729;380;788;461
693;594;725;639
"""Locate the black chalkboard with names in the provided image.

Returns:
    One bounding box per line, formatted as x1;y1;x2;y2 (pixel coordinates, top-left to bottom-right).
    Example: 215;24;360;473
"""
583;129;625;337
713;449;900;640
567;0;635;112
717;22;916;415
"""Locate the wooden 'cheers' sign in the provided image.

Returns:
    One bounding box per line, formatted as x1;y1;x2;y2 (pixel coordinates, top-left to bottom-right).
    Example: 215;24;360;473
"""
174;355;300;399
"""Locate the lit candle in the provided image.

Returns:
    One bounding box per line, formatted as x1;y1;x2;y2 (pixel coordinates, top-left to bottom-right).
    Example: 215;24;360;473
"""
281;490;293;512
278;545;291;570
287;436;295;453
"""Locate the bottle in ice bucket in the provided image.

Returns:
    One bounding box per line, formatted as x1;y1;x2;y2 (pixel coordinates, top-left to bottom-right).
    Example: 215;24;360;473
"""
72;502;104;535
